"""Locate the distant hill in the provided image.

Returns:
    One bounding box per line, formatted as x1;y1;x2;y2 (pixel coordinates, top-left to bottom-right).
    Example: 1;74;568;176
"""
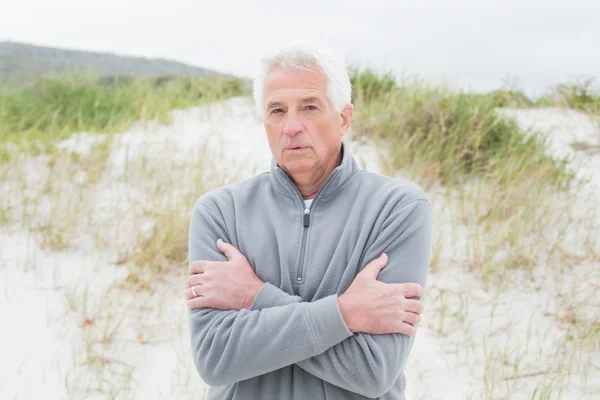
0;41;222;84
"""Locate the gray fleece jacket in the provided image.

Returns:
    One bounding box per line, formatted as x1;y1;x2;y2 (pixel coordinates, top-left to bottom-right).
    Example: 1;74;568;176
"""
188;143;432;400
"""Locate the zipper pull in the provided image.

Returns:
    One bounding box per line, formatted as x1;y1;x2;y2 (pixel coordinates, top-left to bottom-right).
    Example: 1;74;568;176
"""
303;208;310;227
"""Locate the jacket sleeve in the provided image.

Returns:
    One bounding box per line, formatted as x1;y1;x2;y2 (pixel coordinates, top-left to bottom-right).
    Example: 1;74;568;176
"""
187;200;353;386
251;198;432;398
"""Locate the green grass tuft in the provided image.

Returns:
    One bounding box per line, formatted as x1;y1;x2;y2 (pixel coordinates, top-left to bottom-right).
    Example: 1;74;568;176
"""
0;73;250;157
475;90;534;108
551;77;600;114
350;69;574;188
349;67;397;104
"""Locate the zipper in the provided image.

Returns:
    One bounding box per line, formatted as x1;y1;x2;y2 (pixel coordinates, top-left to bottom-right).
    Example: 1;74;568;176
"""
296;208;311;283
303;208;311;228
277;167;339;286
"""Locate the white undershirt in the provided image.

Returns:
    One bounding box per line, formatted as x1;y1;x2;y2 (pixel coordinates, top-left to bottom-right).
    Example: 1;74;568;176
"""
304;199;314;209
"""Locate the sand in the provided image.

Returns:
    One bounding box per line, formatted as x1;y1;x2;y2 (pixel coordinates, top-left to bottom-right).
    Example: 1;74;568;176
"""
0;99;598;399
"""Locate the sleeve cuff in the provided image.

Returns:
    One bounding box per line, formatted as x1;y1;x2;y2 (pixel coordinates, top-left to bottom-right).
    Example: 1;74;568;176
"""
305;295;353;353
250;282;302;310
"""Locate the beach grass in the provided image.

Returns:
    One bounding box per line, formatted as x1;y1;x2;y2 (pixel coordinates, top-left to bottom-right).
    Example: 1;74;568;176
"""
1;68;598;399
473;77;600;115
537;77;600;114
350;69;574;188
0;73;250;160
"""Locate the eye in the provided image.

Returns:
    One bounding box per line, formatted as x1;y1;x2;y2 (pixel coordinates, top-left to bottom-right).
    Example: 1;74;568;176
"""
270;108;284;114
304;105;318;111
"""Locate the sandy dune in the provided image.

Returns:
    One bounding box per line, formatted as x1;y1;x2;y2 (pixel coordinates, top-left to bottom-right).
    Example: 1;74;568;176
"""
1;98;598;399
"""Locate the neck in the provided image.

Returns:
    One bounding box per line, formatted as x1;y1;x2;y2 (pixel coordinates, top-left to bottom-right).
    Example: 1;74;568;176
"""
289;148;342;200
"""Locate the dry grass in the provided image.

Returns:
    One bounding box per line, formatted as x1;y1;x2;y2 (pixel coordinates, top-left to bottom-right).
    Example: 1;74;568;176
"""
349;71;600;398
0;96;241;398
416;176;600;398
0;74;250;161
1;70;599;399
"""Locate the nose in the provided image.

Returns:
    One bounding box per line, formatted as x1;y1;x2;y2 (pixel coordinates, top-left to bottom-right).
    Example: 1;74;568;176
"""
282;111;303;137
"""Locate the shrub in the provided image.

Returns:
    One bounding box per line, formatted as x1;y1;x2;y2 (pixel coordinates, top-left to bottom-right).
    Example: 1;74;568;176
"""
351;70;573;188
0;74;250;155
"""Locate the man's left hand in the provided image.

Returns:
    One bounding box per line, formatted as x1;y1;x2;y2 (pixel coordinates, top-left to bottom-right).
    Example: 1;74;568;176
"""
185;239;264;311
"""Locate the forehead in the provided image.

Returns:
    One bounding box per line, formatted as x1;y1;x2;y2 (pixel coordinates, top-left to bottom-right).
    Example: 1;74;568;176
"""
263;67;328;103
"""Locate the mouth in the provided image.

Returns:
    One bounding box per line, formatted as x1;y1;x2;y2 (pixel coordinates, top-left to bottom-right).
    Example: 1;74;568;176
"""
285;146;309;151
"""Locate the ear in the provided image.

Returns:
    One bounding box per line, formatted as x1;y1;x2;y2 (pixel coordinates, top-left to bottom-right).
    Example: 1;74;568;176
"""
339;104;354;137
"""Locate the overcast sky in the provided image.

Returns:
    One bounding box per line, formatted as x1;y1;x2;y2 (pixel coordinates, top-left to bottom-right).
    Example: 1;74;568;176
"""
1;0;598;97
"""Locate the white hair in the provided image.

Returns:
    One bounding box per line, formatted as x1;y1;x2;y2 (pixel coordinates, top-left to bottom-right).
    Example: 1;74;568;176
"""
252;41;352;119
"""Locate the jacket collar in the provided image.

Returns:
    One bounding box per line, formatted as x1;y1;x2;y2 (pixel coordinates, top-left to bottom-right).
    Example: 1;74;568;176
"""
270;142;359;199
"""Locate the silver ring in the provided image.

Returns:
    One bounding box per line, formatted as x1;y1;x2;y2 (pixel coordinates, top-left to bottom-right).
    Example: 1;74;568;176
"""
192;285;200;298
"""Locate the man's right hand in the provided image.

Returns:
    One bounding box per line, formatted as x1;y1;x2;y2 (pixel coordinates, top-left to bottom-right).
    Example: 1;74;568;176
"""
337;253;424;336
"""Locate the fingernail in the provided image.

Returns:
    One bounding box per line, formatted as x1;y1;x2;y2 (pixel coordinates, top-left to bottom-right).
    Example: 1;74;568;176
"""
217;238;223;244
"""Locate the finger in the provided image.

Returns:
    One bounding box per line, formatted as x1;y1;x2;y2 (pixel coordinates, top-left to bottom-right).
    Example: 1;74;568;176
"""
188;260;206;275
405;299;424;314
398;322;417;336
399;282;424;299
360;253;388;279
187;296;210;310
184;285;203;300
185;274;203;289
403;312;421;326
186;283;208;300
216;239;241;261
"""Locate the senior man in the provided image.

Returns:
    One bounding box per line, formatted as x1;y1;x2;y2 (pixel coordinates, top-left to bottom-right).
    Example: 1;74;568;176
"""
184;42;432;400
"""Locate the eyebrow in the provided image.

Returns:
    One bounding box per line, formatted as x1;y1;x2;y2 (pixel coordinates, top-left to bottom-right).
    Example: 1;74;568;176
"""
266;100;285;110
298;96;324;106
265;96;325;111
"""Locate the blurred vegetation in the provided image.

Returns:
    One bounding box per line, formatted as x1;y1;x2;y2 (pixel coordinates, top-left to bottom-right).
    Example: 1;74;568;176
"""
541;77;600;114
0;74;250;160
472;76;600;114
349;67;397;104
349;68;574;188
1;64;592;189
471;89;534;108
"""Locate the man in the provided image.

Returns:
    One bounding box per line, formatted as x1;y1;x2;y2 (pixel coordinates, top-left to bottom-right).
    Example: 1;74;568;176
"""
184;41;432;400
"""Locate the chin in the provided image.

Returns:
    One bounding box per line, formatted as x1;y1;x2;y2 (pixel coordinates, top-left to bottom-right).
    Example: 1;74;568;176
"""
279;156;316;175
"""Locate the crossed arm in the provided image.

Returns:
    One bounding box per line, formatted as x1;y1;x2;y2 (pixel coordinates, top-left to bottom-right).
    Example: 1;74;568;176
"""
186;198;432;398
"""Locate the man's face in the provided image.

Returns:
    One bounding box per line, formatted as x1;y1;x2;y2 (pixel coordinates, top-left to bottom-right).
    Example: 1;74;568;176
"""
262;67;352;176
